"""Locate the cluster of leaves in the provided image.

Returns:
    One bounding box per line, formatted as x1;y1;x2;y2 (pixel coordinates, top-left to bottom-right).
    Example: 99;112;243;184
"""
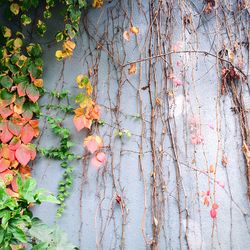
0;176;61;249
0;0;87;39
73;74;106;169
0;26;43;197
39;114;76;217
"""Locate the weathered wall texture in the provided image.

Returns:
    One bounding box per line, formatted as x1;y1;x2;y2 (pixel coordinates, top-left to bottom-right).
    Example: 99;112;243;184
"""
31;1;250;249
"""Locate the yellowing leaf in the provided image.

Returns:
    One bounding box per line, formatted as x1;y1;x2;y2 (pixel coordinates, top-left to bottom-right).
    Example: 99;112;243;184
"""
130;26;139;35
128;63;137;75
84;135;103;154
123;31;130;41
92;0;103;8
33;79;43;87
3;27;11;38
76;74;83;84
14;38;22;48
55;50;63;60
10;3;20;15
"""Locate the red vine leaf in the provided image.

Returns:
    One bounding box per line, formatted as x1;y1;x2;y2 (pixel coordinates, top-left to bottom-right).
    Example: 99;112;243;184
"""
0;126;13;143
17;82;27;97
0;106;14;119
91;152;106;168
73;115;92;131
9;137;22;151
26;84;39;103
5;188;19;198
15;144;31;166
84;135;103;154
21;123;34;144
8;120;22;136
210;208;217;219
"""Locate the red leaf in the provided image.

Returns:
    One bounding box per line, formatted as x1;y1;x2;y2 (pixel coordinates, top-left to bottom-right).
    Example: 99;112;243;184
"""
210;208;217;219
21;123;34;144
84;135;103;154
9;137;22;151
26;84;39;103
0;158;10;172
17;82;27;97
5;188;19;198
212;203;219;209
0;126;13;143
15;144;31;166
0;107;13;119
8;120;22;136
91;152;106;169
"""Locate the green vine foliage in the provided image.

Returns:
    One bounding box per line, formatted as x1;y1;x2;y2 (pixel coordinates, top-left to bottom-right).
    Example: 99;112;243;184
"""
0;0;96;248
0;0;87;40
0;176;61;249
39;99;77;217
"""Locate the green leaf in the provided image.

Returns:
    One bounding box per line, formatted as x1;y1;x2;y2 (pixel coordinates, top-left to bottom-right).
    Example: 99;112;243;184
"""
0;76;13;88
21;14;32;26
11;227;27;243
0;89;13;100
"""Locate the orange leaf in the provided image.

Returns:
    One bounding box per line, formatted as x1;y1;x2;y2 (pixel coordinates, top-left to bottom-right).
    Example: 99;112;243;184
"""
0;158;10;172
33;79;43;87
130;26;140;34
0;169;14;185
128;63;137;75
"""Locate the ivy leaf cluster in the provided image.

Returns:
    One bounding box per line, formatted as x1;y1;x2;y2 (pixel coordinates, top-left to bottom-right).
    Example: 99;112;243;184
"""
39;92;77;217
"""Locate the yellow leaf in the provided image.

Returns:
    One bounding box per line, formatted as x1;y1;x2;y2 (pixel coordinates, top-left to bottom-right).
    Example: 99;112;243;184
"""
55;50;63;60
76;74;83;84
130;26;139;35
10;3;20;15
33;79;43;88
74;108;84;116
92;0;103;8
14;38;23;48
86;82;93;95
128;63;137;75
3;27;11;38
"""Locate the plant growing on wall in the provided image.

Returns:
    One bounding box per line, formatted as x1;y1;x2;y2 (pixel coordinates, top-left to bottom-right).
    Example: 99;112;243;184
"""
0;0;104;248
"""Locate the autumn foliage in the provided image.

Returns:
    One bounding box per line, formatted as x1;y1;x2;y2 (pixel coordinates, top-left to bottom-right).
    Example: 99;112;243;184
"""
0;27;42;197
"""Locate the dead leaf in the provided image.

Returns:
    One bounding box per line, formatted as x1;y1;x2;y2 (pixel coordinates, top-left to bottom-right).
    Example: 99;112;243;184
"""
130;26;140;35
155;97;161;106
123;31;130;41
128;63;137;75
